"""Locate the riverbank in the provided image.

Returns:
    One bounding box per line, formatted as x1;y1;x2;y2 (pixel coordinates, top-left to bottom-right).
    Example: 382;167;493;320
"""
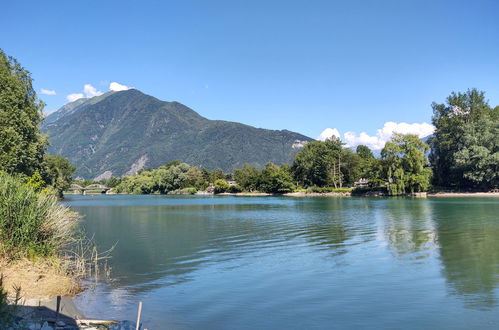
0;259;135;329
428;191;499;197
69;189;499;198
0;259;81;299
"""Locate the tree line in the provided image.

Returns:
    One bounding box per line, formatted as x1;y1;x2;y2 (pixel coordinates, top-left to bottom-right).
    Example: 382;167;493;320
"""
2;48;496;196
110;88;497;195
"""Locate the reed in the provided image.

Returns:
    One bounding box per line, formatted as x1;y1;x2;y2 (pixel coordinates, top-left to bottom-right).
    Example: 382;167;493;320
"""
0;172;80;259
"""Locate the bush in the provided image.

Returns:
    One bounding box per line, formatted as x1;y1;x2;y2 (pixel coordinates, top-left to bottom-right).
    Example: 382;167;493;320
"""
306;186;352;193
228;185;242;193
351;186;388;196
0;172;79;259
214;179;229;194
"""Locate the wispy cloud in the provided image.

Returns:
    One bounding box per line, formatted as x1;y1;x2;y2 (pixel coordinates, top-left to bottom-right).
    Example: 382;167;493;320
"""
40;88;56;95
318;122;435;150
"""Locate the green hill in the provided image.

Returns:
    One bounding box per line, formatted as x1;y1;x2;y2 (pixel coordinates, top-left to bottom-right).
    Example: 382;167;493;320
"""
42;89;312;179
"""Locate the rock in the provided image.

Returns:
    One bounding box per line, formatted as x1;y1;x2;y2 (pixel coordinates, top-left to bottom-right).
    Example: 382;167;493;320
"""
109;320;136;330
56;320;66;327
41;321;53;330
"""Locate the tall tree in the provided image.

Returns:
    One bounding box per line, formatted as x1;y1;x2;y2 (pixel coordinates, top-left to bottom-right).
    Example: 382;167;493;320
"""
381;134;432;195
292;137;345;187
430;89;498;189
42;155;76;196
0;49;46;177
234;163;261;192
259;163;295;193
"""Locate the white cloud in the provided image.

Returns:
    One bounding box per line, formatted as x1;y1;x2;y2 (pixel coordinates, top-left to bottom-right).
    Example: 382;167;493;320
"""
66;83;103;103
66;93;84;102
318;122;435;151
317;128;340;141
40;88;56;95
65;81;131;105
109;82;131;91
343;122;435;150
83;84;103;98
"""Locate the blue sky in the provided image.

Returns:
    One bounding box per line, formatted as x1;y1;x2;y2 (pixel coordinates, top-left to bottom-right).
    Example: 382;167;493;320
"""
2;0;498;148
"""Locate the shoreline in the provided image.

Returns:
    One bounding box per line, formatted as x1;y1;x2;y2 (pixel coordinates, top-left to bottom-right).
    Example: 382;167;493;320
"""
70;191;499;198
427;191;499;197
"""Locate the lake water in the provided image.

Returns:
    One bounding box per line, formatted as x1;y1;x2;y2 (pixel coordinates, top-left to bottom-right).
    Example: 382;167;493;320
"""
66;195;499;329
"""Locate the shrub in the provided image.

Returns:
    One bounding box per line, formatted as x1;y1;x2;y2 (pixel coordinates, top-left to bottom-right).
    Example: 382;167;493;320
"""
186;187;198;195
228;185;242;193
351;186;388;196
306;186;352;193
0;172;79;259
214;179;229;194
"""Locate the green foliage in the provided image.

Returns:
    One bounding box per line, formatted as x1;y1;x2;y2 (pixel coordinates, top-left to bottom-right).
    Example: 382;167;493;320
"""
116;162;208;194
168;187;198;195
0;49;47;178
430;89;498;190
100;176;123;188
25;170;45;192
292;137;359;188
214;179;230;194
258;163;295;193
356;145;374;159
42;154;75;196
0;172;79;259
234;163;262;191
381;134;432;195
228;185;243;193
355;145;383;183
306;186;352;193
351;186;387;196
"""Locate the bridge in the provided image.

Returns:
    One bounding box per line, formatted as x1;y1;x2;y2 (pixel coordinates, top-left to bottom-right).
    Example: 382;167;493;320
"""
68;184;111;195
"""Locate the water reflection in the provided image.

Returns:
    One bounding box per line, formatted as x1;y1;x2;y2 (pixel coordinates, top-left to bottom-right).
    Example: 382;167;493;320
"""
66;195;499;328
432;198;499;310
74;196;380;293
381;198;438;261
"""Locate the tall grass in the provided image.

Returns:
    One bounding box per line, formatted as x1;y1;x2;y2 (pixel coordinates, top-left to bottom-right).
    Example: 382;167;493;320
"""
0;172;79;259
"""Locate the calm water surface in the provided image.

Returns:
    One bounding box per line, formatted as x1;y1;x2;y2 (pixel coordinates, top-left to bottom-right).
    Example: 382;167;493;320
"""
66;195;499;329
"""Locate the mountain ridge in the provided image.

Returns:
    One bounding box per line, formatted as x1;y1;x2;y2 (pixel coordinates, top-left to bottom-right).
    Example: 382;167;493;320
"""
42;89;312;179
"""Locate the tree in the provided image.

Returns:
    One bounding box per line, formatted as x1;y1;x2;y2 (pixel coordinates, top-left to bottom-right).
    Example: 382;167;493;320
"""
355;145;383;186
430;89;498;189
214;179;229;194
292;137;347;188
234;163;261;192
259;163;295;193
42;155;76;196
0;49;46;177
381;134;432;195
356;145;374;160
341;149;361;186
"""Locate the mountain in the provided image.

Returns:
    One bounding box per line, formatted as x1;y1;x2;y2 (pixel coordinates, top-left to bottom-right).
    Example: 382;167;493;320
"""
42;89;312;179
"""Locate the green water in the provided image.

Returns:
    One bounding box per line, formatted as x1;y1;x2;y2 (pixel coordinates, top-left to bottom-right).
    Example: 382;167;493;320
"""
67;195;499;329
